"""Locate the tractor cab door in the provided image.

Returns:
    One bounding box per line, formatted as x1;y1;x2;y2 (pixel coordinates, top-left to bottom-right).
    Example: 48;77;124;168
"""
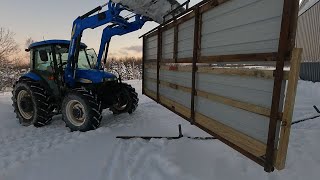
32;46;60;95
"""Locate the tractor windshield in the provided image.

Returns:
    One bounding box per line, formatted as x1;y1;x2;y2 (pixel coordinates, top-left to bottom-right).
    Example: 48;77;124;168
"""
56;46;97;69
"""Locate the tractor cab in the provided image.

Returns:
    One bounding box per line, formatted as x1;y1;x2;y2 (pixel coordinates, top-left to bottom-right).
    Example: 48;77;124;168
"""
26;40;117;93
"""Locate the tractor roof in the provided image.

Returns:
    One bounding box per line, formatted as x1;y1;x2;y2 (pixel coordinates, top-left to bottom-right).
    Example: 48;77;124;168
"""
29;40;87;49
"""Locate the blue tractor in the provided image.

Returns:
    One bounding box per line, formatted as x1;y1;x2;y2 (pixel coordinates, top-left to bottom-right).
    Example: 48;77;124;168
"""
12;1;150;131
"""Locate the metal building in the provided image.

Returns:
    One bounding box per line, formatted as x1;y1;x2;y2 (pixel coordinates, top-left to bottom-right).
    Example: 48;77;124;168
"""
296;0;320;81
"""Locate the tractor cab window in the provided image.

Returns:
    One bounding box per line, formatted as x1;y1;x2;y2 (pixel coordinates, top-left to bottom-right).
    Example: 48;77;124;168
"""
86;49;98;68
33;46;54;71
55;46;96;70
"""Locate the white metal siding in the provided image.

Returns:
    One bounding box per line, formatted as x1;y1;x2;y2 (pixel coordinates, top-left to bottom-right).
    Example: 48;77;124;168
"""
201;0;284;56
178;18;195;59
162;28;174;60
145;35;158;60
296;1;320;62
159;70;192;88
159;86;191;109
195;96;270;143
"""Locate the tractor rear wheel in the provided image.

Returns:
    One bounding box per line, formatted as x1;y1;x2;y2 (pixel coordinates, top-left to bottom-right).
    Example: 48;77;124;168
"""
62;87;102;132
12;78;54;127
110;83;139;115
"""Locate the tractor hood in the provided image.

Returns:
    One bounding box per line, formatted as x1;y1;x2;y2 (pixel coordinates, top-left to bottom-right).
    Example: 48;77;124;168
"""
75;69;117;84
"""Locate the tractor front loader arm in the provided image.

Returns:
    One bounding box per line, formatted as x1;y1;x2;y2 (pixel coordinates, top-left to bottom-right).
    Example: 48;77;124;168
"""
65;1;149;87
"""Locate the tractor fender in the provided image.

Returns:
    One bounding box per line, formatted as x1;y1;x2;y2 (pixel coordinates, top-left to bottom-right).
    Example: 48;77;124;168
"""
22;72;42;81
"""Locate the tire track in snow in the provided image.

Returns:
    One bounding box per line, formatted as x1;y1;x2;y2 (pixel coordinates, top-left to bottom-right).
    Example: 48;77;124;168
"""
0;120;100;176
102;139;196;180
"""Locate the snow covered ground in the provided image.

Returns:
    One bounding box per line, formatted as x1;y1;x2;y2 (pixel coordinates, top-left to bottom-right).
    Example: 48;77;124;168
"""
0;80;319;180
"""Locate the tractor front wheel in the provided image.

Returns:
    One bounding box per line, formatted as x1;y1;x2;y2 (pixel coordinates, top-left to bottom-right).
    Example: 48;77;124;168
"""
62;88;102;132
110;83;139;115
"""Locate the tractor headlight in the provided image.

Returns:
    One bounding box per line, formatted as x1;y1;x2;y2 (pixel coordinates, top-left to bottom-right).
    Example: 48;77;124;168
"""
77;78;93;83
104;77;118;82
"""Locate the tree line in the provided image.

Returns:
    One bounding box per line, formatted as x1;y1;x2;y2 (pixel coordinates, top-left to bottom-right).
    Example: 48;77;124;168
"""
0;27;143;91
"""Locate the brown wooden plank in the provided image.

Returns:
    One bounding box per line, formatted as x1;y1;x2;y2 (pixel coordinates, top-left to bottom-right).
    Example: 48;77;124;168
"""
191;7;201;122
199;53;278;63
197;67;290;80
145;59;157;63
159;80;192;93
144;88;157;100
176;57;193;63
196;90;272;117
159;95;191;118
142;36;146;94
173;22;178;63
151;77;275;117
146;63;290;80
146;84;267;167
195;113;267;157
275;48;302;170
200;0;230;13
264;0;300;172
157;28;162;102
161;58;175;63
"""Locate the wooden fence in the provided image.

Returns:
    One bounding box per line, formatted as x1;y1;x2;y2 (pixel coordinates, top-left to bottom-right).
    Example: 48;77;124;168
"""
142;0;301;172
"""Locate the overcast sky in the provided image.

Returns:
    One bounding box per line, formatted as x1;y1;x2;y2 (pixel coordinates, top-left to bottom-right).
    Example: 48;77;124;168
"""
0;0;201;58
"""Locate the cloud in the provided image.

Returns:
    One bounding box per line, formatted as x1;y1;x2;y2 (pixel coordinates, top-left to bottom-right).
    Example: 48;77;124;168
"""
123;45;142;53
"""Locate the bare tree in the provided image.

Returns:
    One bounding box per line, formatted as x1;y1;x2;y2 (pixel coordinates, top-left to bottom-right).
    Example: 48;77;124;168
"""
25;37;35;49
0;27;19;62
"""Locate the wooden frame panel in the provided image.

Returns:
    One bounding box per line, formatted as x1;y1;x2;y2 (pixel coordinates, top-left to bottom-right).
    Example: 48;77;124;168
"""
142;0;300;172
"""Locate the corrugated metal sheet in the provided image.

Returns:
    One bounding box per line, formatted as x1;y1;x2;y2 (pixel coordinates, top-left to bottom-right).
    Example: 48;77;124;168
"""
300;62;320;82
162;28;174;59
296;1;320;62
178;18;195;59
195;96;270;143
299;0;320;15
201;0;284;56
145;35;158;60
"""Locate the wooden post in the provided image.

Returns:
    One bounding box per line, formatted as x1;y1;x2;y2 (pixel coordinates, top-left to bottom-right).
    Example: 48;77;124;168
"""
157;28;162;103
191;7;201;123
275;48;302;170
142;36;146;95
264;0;299;172
173;21;179;63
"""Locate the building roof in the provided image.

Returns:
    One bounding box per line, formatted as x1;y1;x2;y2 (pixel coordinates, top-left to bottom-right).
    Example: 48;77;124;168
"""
299;0;320;16
29;40;87;49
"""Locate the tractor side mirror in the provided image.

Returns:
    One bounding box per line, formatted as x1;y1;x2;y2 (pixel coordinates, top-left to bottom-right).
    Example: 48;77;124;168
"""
39;50;49;62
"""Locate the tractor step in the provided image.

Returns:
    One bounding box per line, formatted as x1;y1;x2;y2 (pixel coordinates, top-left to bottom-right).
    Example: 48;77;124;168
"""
116;124;216;140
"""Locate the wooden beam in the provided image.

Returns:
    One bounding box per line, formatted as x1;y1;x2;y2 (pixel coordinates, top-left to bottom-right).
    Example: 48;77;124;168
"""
275;48;302;170
157;28;162;102
173;22;178;63
265;0;300;172
191;7;201;122
176;57;193;63
195;113;267;157
196;90;272;117
199;0;230;13
159;95;191;118
199;53;278;63
148;77;276;118
145;63;290;80
144;88;157;100
151;93;267;157
142;36;146;95
159;80;192;93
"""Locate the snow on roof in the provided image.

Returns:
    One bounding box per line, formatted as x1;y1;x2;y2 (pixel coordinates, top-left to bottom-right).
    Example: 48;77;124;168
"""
299;0;320;16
